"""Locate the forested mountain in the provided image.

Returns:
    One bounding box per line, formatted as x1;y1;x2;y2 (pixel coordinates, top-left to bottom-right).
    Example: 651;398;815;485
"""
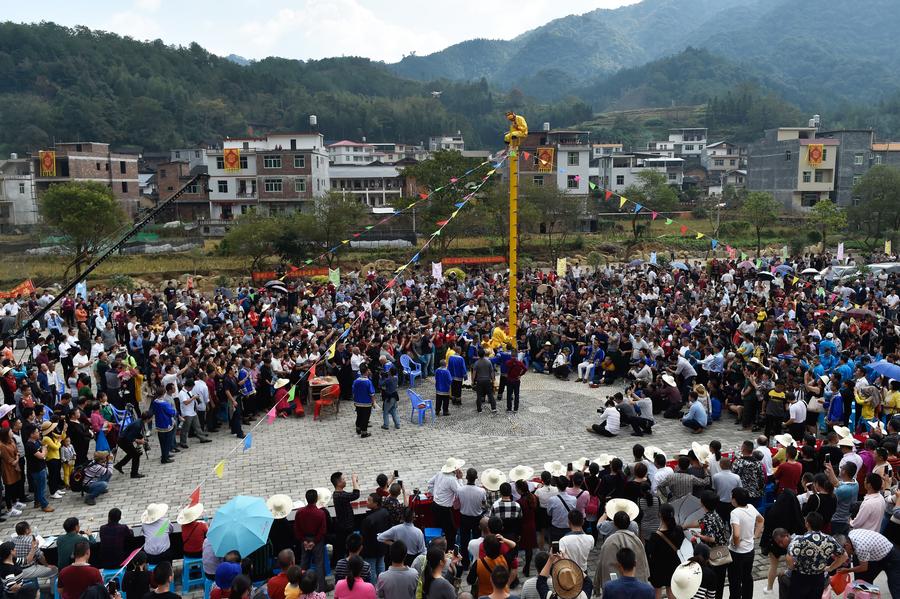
0;22;593;154
390;0;900;105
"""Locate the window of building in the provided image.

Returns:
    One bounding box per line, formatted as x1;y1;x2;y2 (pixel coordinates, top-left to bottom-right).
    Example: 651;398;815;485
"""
668;172;677;181
567;152;579;166
822;149;828;161
567;175;578;189
239;155;248;169
159;169;167;179
217;180;228;193
786;150;792;161
729;159;736;166
714;159;724;166
96;162;101;171
533;176;544;186
119;161;126;174
105;163;109;171
684;144;694;151
853;175;862;186
264;178;282;192
295;178;306;193
290;139;297;151
616;175;625;185
803;171;811;183
801;192;819;207
854;153;864;165
195;150;201;158
216;157;225;169
186;183;199;194
293;155;306;168
875;154;883;165
242;142;249;150
121;182;128;193
75;144;82;152
18;183;25;194
814;170;825;183
264;155;282;169
0;205;9;219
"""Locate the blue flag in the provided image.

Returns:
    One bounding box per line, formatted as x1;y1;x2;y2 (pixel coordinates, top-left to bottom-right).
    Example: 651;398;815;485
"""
633;203;643;214
95;429;110;452
243;434;252;452
454;202;465;208
411;253;420;263
711;239;718;250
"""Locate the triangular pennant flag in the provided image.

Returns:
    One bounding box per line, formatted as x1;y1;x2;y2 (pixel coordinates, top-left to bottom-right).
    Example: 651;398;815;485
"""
665;218;673;225
304;259;313;265
243;434;252;452
155;519;169;537
792;276;799;285
523;151;531;160
189;486;201;507
651;211;658;220
451;210;459;217
418;193;428;199
432;230;441;236
395;264;407;273
755;258;762;268
352;233;360;238
407;202;416;209
450;177;458;183
267;407;277;424
633;203;642;214
741;252;748;260
385;278;397;289
95;430;110;452
574;175;581;182
327;343;337;360
365;225;374;230
436;219;449;226
589;182;597;190
328;268;340;285
309;363;316;379
619;197;627;209
696;232;704;239
214;460;225;479
454;202;465;208
434;186;444;193
411;253;420;263
486;169;496;176
287;385;296;403
711;239;718;249
680;225;688;235
341;239;349;244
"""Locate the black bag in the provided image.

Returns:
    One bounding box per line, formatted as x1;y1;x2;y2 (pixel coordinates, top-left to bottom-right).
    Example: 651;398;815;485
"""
69;460;94;494
79;583;111;599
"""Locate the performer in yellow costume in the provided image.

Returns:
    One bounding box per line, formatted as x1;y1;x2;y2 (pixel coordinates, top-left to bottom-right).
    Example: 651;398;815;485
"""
504;111;528;145
489;320;511;350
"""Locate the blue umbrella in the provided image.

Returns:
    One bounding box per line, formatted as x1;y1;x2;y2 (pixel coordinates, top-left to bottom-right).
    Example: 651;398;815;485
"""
628;259;644;267
208;495;273;557
774;264;793;275
670;261;689;271
868;360;900;381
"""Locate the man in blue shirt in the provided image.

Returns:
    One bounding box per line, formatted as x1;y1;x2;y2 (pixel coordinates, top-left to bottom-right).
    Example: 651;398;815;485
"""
682;391;708;434
434;361;452;416
352;364;376;438
601;547;654;599
151;390;177;464
447;349;467;406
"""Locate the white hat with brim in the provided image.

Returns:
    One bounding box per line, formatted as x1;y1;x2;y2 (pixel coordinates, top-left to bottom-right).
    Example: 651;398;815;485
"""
868;420;887;435
837;436;856;448
481;468;507;492
141;503;169;524
175;302;186;311
605;497;640;521
691;442;711;462
176;503;204;525
274;378;290;389
662;374;677;387
551;559;585;599
749;357;768;369
0;367;10;376
544;461;567;477
314;487;333;508
573;457;591;472
833;425;851;438
670;562;703;599
509;465;535;482
592;454;614;468
774;434;796;448
440;457;465;473
266;494;293;519
645;446;666;461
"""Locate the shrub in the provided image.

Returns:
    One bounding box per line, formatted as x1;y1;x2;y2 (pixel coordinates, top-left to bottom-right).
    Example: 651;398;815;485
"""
806;230;822;244
109;274;135;291
719;220;751;236
691;207;708;219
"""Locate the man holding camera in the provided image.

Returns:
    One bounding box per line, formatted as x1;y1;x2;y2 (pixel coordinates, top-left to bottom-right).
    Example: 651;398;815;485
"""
81;451;113;506
114;411;153;479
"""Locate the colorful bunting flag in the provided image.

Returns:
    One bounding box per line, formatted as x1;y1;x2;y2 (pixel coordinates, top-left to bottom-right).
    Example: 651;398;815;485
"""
436;219;449;226
454;202;465;208
287;385;296;403
326;343;336;360
411;253;420;263
619;197;627;209
214;460;225;479
651;211;658;221
589;182;597;190
450;177;458;183
95;430;110;452
680;225;688;235
696;232;704;240
155;519;169;537
243;434;252;452
792;276;800;285
574;175;581;182
385;278;396;289
365;225;374;230
711;239;718;249
304;259;313;265
432;230;441;237
523;151;531;160
605;190;613;201
633;203;642;214
189;486;201;507
352;233;360;238
267;407;277;424
665;218;673;225
741;252;748;260
419;193;428;199
341;239;349;244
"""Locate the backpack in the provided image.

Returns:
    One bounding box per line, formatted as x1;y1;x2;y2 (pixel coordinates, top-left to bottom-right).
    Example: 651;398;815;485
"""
69;460;94;494
584;479;601;517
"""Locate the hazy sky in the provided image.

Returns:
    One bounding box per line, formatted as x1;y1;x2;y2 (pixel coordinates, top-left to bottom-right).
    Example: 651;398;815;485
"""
5;0;639;62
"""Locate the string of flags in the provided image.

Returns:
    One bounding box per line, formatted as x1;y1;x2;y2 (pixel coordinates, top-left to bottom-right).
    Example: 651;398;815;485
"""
163;154;508;528
289;159;497;272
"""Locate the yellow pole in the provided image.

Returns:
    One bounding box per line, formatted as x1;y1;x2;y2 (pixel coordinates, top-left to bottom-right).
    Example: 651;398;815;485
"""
508;143;518;349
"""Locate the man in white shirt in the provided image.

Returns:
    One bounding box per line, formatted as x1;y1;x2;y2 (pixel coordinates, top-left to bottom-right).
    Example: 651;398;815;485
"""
426;458;463;551
178;377;211;449
559;510;594;580
456;468;487;570
191;377;211;432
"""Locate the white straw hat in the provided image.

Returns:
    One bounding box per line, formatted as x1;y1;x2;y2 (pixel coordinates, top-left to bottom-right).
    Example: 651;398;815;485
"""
176;503;204;525
670;562;703;599
266;494;293;519
141;503;169;525
543;461;567;477
481;468;508;492
508;465;535;482
605;498;639;521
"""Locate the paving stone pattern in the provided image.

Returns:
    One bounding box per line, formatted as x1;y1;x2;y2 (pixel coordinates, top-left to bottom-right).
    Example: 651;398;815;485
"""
10;373;777;584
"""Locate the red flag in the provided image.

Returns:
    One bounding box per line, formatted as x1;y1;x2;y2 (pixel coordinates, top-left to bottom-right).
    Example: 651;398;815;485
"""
419;193;428;199
309;363;316;379
189;486;201;507
651;211;658;220
604;190;612;201
523;151;531;160
436;219;449;226
680;225;688;235
386;278;396;289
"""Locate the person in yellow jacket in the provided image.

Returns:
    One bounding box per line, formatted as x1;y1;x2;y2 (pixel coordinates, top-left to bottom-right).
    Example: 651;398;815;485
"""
504;111;528;145
489;321;511;350
884;379;900;418
40;421;66;499
855;384;880;423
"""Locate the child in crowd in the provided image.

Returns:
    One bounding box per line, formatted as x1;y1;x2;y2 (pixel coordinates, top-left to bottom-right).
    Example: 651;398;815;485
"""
283;566;302;599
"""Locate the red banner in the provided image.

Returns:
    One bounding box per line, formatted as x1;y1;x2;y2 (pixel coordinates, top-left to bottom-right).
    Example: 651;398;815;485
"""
441;256;506;265
223;148;241;172
0;279;35;299
251;268;328;282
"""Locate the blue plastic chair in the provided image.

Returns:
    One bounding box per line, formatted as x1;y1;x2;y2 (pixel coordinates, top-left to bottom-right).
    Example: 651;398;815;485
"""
204;574;213;599
181;557;205;593
400;354;422;387
424;527;443;546
407;389;435;425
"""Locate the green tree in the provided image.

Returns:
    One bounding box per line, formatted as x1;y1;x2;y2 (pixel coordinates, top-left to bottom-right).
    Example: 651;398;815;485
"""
740;191;780;256
38;181;125;279
519;180;581;263
622;171;678;241
219;210;280;273
848;165;900;249
808;199;847;251
303;192;368;265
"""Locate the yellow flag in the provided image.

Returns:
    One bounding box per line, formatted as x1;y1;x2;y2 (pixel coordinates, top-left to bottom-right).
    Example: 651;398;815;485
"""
486;169;496;176
696;232;704;239
886;240;892;254
327;343;337;359
341;239;350;244
556;257;567;277
792;276;799;285
619;197;627;209
214;460;225;479
452;210;459;217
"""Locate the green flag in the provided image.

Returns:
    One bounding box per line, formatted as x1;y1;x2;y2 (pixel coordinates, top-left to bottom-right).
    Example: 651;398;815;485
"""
328;268;340;285
155;519;169;537
287;385;296;403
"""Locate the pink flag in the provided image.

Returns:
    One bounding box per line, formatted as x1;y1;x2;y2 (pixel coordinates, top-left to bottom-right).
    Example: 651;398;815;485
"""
267;407;276;424
651;211;658;220
450;177;458;183
121;546;144;568
574;175;581;182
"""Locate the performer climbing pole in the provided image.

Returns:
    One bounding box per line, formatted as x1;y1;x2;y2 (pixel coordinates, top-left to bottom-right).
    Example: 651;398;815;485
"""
505;111;527;349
